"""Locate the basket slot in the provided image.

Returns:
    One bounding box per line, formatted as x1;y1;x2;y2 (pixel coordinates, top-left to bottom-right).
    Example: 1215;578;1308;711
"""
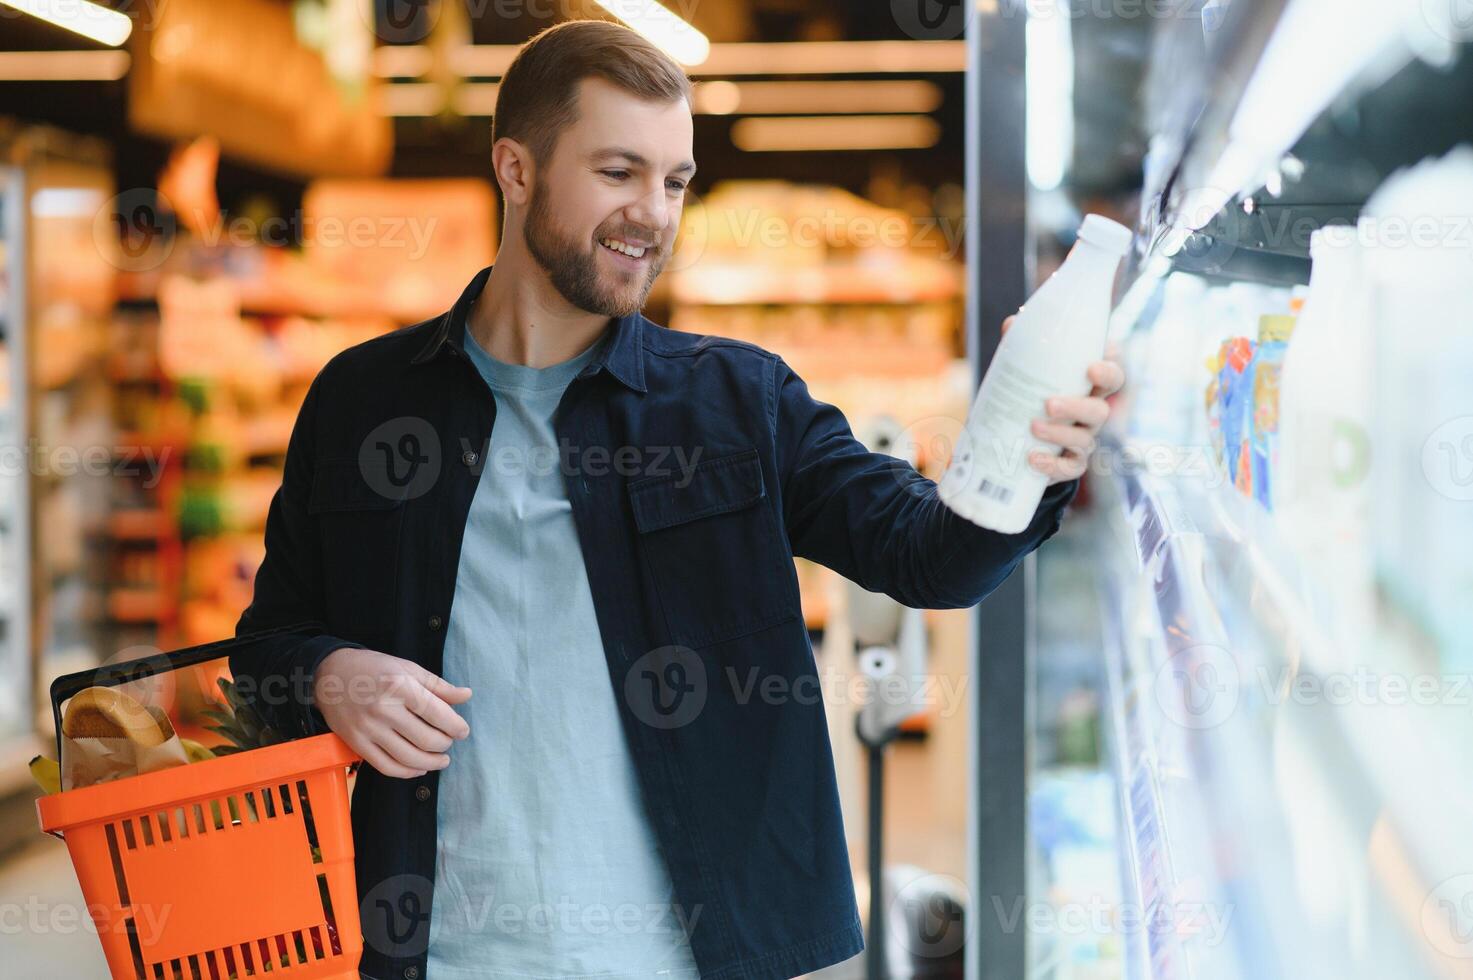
277;783;294;815
257;935;274;970
204;949;221;980
128;915;147;980
105;822;132;905
296;781;320;861
155;811;172;843
316;874;341;954
187;953;203;979
139;814;155;846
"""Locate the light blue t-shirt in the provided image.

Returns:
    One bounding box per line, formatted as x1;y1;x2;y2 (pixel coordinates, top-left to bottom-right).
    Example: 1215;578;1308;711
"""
428;326;700;980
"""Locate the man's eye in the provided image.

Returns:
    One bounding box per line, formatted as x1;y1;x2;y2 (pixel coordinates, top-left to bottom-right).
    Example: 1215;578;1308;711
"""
602;169;631;180
667;181;687;193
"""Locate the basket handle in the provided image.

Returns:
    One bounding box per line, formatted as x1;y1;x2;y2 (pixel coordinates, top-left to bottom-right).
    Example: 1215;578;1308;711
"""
48;621;325;765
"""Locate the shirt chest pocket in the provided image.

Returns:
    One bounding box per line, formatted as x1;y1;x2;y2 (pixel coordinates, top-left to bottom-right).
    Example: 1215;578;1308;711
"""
308;458;406;642
628;448;800;649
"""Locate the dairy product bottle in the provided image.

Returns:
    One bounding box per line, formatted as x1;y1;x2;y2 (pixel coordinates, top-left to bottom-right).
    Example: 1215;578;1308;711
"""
940;214;1132;532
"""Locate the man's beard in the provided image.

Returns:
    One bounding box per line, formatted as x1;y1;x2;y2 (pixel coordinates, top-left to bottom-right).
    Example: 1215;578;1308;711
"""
523;176;667;318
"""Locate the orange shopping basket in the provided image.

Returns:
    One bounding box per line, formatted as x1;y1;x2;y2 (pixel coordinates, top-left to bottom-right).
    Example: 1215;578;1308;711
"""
36;625;364;980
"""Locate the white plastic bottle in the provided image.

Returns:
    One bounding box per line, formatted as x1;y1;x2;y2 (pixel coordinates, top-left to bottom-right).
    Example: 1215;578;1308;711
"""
939;214;1132;532
1272;225;1375;649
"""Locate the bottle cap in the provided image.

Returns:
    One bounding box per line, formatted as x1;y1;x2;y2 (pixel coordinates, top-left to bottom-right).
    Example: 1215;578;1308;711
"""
1078;214;1133;256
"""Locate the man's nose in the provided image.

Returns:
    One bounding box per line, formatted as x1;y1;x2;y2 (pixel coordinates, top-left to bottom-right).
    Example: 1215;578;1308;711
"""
624;186;673;239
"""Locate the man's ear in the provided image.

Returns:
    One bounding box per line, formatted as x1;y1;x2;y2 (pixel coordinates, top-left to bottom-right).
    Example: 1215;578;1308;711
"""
491;137;534;209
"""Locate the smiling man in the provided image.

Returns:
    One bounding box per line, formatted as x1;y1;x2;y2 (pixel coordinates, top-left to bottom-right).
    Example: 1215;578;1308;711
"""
230;18;1123;980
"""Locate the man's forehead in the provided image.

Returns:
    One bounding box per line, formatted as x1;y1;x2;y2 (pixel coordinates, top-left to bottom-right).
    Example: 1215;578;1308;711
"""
569;78;692;149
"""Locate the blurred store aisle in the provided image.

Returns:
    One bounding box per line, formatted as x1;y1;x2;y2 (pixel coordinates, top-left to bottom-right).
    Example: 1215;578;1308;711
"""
0;838;111;977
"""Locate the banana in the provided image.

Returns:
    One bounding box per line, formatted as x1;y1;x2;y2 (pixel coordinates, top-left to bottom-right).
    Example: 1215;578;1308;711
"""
29;754;61;795
179;738;217;764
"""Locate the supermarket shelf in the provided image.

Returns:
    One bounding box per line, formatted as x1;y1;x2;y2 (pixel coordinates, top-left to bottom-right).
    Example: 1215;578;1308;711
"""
1097;434;1473;979
106;588;172;624
670;260;961;306
116;281;424;323
105;508;171;541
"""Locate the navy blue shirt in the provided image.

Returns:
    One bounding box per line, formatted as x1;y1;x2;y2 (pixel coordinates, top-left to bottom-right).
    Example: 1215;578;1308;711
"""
231;265;1078;980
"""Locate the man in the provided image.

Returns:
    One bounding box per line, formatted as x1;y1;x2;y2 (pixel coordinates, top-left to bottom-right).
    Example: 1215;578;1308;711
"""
231;18;1123;980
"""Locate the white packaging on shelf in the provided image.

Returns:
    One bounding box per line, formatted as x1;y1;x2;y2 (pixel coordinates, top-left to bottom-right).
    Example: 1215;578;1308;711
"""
1362;145;1473;672
1272;224;1376;653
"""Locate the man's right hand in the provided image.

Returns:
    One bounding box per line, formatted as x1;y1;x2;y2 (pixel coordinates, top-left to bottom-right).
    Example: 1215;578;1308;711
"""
312;647;473;779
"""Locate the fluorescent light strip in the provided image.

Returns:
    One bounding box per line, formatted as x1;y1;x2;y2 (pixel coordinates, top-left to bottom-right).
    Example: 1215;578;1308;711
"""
0;0;132;46
693;80;943;115
592;0;711;66
453;83;500;117
382;80;941;119
0;50;130;81
374;41;965;80
381;83;444;117
730;115;941;152
697;40;965;76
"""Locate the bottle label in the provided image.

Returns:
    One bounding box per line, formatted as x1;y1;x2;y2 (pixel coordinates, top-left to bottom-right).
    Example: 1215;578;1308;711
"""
965;359;1058;485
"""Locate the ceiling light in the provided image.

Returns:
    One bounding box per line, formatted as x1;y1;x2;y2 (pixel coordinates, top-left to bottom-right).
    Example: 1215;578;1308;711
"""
374;41;965;80
0;50;130;81
730;116;941;152
693;80;942;115
0;0;132;47
591;0;711;67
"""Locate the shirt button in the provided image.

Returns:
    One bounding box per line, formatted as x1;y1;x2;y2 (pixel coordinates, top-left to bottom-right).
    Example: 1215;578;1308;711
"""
428;615;443;631
415;784;431;802
462;449;478;467
404;968;421;980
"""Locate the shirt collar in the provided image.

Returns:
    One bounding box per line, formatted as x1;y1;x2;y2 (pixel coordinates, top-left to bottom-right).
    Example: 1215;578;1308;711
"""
409;264;648;394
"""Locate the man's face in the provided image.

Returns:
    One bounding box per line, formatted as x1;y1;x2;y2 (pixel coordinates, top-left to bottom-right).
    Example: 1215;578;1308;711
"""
522;76;696;318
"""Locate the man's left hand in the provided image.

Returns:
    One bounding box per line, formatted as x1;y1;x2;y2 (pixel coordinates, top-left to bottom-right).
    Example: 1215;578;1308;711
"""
1000;315;1127;487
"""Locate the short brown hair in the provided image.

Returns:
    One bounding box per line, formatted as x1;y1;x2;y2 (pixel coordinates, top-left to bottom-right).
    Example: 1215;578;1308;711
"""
493;19;692;165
